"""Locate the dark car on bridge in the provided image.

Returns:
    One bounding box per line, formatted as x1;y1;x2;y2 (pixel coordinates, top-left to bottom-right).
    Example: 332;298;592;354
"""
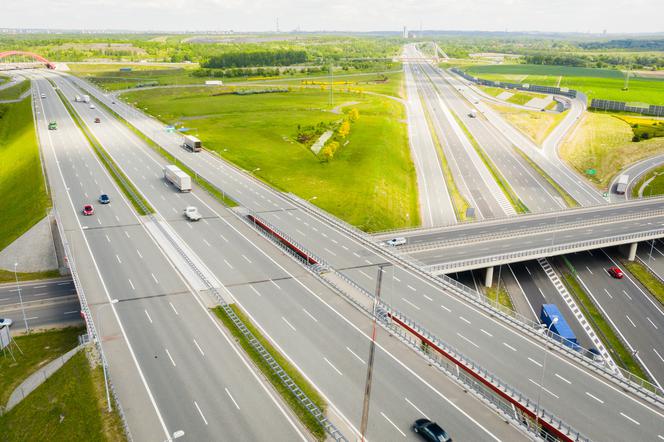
99;194;110;204
413;419;452;442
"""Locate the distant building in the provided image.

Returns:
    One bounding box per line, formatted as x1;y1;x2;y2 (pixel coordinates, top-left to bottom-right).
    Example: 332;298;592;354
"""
403;26;408;39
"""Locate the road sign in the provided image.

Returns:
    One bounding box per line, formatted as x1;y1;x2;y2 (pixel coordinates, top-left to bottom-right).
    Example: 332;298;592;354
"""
603;192;608;197
585;169;596;175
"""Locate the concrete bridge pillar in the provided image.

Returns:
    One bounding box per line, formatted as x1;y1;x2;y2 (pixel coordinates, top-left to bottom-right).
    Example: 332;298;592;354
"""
627;242;638;261
484;266;494;288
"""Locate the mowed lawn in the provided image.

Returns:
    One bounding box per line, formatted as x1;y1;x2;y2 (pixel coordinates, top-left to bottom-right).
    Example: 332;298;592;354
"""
0;80;31;101
466;64;664;105
560;112;664;187
0;97;50;251
489;103;568;146
122;87;419;231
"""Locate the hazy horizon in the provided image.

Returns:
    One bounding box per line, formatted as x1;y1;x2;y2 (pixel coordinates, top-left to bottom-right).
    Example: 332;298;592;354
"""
2;0;663;35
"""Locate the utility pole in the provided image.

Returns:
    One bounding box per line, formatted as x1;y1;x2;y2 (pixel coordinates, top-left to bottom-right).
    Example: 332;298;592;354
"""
360;264;384;440
328;64;333;108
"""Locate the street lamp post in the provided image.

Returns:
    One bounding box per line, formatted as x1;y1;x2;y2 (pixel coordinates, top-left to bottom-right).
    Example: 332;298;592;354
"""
97;298;119;412
13;263;29;332
534;316;558;439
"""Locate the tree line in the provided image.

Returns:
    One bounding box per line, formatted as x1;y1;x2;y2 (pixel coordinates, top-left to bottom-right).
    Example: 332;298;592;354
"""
202;50;308;68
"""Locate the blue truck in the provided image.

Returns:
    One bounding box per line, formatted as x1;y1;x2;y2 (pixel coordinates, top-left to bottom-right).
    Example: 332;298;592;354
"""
540;304;579;350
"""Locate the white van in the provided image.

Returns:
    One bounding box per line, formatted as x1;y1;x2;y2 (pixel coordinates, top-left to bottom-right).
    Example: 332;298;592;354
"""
386;237;407;247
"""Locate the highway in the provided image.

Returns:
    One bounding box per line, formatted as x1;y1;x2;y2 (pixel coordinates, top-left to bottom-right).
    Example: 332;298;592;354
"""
418;60;567;213
31;74;309;442
565;249;664;387
0;278;81;332
403;61;456;226
60;71;664;441
49;71;527;442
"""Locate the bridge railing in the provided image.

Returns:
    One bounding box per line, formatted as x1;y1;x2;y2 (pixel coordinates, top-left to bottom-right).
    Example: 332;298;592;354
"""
423;228;664;274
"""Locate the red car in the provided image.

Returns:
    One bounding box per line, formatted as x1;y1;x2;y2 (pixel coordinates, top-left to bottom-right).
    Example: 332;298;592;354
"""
82;204;95;216
607;266;624;279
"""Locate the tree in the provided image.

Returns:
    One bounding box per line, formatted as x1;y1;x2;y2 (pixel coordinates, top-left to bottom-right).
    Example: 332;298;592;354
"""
338;120;351;138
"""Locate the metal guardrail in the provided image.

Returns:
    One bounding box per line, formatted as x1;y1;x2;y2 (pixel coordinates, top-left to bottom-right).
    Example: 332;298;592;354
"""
72;73;664;406
52;81;347;442
423;228;664;273
396;208;664;254
242;213;590;442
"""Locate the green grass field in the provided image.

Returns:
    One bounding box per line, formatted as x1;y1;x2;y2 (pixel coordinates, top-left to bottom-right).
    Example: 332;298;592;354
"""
0;97;50;252
466;64;664;105
0;80;31;101
258;71;404;98
560;111;664;187
122;86;419;231
0;327;82;406
489;103;567;146
0;350;126;441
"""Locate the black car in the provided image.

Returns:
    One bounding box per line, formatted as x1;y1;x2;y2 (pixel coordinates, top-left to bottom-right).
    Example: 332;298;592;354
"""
413;419;452;442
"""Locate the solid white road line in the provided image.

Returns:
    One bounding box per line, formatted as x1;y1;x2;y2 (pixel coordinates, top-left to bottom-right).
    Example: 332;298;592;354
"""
380;411;406;437
620;412;640;425
165;349;176;367
503;342;517;352
302;308;318;323
456;332;480;349
555;373;572;385
193;339;205;356
281;316;297;331
194;401;208;425
225;387;240;410
323;357;343;376
346;346;365;364
585;391;604;404
405;397;429;420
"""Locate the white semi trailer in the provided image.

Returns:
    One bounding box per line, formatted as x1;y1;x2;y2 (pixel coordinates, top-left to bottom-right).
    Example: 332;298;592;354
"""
163;165;192;192
615;174;629;195
183;135;202;152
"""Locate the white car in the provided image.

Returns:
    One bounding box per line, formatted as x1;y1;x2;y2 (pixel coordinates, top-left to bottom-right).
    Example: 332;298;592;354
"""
386;237;407;247
89;104;96;109
184;206;201;221
0;318;13;328
40;93;46;99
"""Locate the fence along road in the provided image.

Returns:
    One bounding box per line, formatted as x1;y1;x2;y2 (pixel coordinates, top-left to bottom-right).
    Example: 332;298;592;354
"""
64;72;664;442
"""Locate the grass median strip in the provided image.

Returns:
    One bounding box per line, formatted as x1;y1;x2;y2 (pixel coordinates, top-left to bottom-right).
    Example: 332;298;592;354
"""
73;83;237;208
418;90;470;221
623;259;664;306
54;87;154;215
452;111;529;214
512;145;579;208
0;269;60;284
213;305;327;440
559;263;649;380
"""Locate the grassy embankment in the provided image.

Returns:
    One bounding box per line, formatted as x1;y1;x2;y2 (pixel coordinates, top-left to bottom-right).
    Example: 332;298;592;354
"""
0;269;60;284
54;88;154;215
559;263;649;380
450;112;529;213
560;112;664;188
487;103;568;146
485;282;515;313
213;305;327;440
0;329;126;441
122;86;419;231
0;80;31;101
0;97;50;252
623;260;664;306
466;64;664;105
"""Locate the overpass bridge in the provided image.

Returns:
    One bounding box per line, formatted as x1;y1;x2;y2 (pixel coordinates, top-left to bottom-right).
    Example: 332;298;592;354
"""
0;51;55;69
375;197;664;282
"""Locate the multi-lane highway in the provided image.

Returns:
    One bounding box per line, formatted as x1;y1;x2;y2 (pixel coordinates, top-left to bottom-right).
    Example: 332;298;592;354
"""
0;278;81;332
31;73;311;442
58;70;664;441
44;70;529;441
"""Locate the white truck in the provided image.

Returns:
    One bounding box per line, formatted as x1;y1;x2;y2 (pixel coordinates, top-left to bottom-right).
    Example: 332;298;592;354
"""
184;206;201;221
468;110;477;118
183;135;202;152
82;95;90;103
163;165;192;192
74;95;81;102
615;174;629;194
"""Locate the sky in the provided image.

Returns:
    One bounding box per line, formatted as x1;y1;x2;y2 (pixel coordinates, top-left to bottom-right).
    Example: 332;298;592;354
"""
2;0;663;34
